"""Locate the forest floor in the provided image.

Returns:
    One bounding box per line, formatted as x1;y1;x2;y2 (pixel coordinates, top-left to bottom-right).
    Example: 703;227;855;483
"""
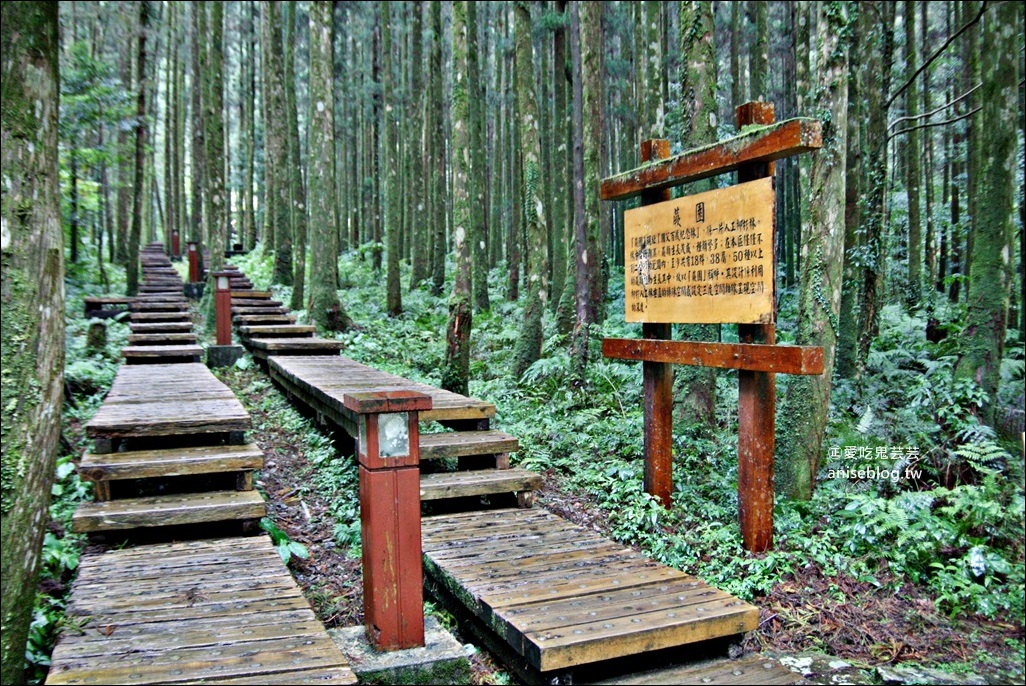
220;362;1024;686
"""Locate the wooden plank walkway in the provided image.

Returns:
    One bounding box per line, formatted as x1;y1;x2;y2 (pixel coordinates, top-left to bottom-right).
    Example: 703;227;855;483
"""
46;537;356;685
422;508;758;676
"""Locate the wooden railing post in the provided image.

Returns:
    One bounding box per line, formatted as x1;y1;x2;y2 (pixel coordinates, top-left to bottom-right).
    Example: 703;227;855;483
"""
343;390;432;652
171;229;180;259
212;271;233;346
736;101;776;553
639;139;674;508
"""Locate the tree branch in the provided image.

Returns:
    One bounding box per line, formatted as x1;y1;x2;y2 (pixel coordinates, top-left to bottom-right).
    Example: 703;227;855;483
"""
887;106;982;142
885;1;988;110
889;83;980;130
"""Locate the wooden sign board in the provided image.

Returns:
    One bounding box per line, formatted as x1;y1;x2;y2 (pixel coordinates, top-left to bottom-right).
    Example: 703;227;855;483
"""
624;177;774;324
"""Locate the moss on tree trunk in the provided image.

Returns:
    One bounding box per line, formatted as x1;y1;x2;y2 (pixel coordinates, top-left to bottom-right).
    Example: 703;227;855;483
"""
1;4;64;682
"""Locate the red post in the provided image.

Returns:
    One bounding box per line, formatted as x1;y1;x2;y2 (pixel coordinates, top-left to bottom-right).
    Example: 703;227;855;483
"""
212;271;233;346
639;139;674;508
171;230;181;258
343;390;432;652
187;241;200;283
736;102;776;553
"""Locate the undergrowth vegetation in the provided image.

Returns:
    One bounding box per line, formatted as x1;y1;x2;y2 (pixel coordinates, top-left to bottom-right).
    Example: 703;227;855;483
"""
232;247;1025;673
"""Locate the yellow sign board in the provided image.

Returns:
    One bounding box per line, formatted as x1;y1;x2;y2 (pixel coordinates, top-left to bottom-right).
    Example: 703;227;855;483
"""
624;178;775;324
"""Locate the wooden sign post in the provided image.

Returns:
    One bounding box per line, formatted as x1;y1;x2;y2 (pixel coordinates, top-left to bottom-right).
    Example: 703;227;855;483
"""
601;102;824;552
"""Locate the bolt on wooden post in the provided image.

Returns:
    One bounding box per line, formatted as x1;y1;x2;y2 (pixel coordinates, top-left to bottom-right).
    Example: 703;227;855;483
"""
600;102;825;552
343;390;432;652
212;271;233;346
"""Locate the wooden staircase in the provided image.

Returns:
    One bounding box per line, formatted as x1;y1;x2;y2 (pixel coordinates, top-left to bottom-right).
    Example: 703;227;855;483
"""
123;244;201;363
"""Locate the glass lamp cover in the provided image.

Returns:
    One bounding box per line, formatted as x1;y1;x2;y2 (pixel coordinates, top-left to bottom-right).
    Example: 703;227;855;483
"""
377;412;410;458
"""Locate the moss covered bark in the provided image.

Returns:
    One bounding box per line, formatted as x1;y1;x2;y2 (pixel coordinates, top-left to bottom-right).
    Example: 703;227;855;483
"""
776;1;850;501
263;0;293;286
954;1;1018;426
512;0;549;380
441;0;473;396
1;4;64;682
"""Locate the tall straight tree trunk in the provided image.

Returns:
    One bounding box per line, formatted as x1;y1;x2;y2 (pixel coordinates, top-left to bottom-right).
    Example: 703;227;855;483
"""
836;10;862;380
675;0;718;429
126;0;150;296
554;0;576;335
203;1;227;276
512;0;550;379
0;6;63;683
308;0;351;332
644;0;664;138
429;0;447;296
855;1;894;377
904;0;922;306
408;1;428;289
955;1;1018;425
382;1;402;315
190;1;206;243
777;2;850;500
286;3;308;309
116;2;133;264
469;0;490;313
241;0;255;251
750;0;768;101
730;1;742;107
920;1;936;292
264;0;292;284
164;2;177;255
570;0;603;373
442;0;473;395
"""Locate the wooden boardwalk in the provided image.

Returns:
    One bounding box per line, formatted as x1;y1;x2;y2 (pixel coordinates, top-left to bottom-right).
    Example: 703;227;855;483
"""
51;257;356;684
422;508;758;678
46;537;356;685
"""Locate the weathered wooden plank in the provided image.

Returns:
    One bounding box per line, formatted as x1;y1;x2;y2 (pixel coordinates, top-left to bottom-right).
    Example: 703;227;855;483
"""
78;443;263;481
419;468;540;501
237;324;315;336
600;118;822;201
247;337;345;352
592;653;805;685
602;338;824;374
229;290;272;299
71;490;266;532
186;666;359;685
128;333;199;345
419;430;518;460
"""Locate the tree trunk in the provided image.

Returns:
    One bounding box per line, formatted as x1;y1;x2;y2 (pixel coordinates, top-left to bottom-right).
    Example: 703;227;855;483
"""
408;1;428;290
190;1;206;243
429;0;447;297
674;0;718;429
955;1;1018;425
264;1;292;284
204;1;227;277
285;3;308;309
442;0;473;395
126;0;149;297
469;0;490;313
381;1;402;316
904;0;922;307
777;2;850;501
307;0;350;332
750;0;768;101
116;3;133;264
730;0;742;108
0;5;64;683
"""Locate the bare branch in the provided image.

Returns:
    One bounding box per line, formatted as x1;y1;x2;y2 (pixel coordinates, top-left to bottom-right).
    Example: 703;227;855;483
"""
887;106;982;142
889;83;981;130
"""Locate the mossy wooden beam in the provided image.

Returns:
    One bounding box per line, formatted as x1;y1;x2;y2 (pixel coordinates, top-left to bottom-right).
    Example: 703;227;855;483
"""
600;118;821;201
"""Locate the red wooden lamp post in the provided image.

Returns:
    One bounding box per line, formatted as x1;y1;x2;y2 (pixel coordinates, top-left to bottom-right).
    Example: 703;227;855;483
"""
187;241;200;283
212;271;233;346
343;390;432;651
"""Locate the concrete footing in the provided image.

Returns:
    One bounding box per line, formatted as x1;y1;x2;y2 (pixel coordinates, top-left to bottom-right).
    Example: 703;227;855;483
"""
206;344;244;368
329;616;470;685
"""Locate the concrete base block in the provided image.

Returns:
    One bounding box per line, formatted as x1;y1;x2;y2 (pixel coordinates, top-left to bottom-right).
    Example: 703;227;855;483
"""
329;616;470;685
206;344;244;368
183;282;205;299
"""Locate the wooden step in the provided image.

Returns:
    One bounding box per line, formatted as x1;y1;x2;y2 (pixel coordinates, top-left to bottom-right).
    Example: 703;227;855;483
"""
130;311;192;322
234;313;296;325
420;430;519;460
422;508;759;675
231;298;283;307
419;468;540;502
71;490;266;533
247;338;345;356
131;301;188;312
233;306;289;316
238;324;316;338
129;322;194;334
122;345;203;363
78;443;264;482
127;333;199;346
230;290;272;299
591;653;804;685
